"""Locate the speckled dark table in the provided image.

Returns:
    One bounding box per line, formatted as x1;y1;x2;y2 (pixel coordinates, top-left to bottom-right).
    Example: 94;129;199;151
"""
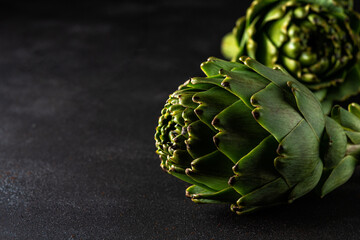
0;1;360;239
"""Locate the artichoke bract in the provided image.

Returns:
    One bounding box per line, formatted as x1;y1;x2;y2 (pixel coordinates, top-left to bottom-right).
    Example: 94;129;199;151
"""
336;0;353;9
155;57;358;214
221;0;360;113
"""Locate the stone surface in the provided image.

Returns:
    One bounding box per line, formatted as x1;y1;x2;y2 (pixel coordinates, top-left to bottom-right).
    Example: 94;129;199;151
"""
0;1;359;239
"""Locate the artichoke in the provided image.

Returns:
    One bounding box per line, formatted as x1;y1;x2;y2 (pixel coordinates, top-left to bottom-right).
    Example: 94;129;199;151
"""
155;57;359;214
221;0;360;112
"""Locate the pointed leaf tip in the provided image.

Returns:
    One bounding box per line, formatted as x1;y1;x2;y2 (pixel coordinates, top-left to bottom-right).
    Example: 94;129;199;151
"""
252;109;260;120
349;102;360;109
228;176;237;186
349;102;360;116
207;56;217;62
250;96;258;106
239;56;250;62
221;80;230;88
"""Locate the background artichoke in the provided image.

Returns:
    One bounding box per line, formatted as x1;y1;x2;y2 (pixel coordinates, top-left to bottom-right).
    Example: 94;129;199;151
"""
155;57;359;214
221;0;360;113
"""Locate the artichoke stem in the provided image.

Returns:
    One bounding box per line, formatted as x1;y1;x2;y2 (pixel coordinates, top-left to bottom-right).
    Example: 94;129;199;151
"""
346;144;360;163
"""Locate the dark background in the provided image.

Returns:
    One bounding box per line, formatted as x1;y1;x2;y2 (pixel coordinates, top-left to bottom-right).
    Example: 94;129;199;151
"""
0;0;359;239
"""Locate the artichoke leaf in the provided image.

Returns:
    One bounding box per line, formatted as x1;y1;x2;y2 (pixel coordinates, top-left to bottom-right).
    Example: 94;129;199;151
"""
265;10;293;48
320;155;357;197
186;151;235;191
231;135;280;195
345;131;360;144
251;82;303;142
246;0;279;24
332;105;360;131
290;81;325;139
255;32;278;66
170;171;216;192
322;117;347;168
186;185;241;204
186;120;216;159
200;57;244;77
190;77;224;89
219;68;269;108
193;86;238;129
237;177;289;207
261;1;287;24
275;119;321;186
212;100;269;163
289;160;323;201
348;102;360;117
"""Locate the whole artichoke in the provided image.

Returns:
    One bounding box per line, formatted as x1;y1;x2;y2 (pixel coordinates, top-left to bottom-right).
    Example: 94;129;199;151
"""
221;0;360;112
155;57;358;214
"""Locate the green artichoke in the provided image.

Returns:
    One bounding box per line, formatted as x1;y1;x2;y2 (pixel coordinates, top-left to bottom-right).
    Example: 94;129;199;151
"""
155;57;359;214
221;0;360;113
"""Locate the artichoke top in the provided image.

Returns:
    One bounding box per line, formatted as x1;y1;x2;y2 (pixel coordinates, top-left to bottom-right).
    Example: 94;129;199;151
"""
222;0;360;111
155;57;359;214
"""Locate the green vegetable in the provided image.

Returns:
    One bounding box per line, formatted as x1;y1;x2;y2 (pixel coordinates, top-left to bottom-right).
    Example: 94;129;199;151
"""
221;0;360;113
155;57;359;214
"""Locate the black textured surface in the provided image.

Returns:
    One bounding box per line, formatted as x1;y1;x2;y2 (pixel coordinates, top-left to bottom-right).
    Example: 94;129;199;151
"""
1;1;360;239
